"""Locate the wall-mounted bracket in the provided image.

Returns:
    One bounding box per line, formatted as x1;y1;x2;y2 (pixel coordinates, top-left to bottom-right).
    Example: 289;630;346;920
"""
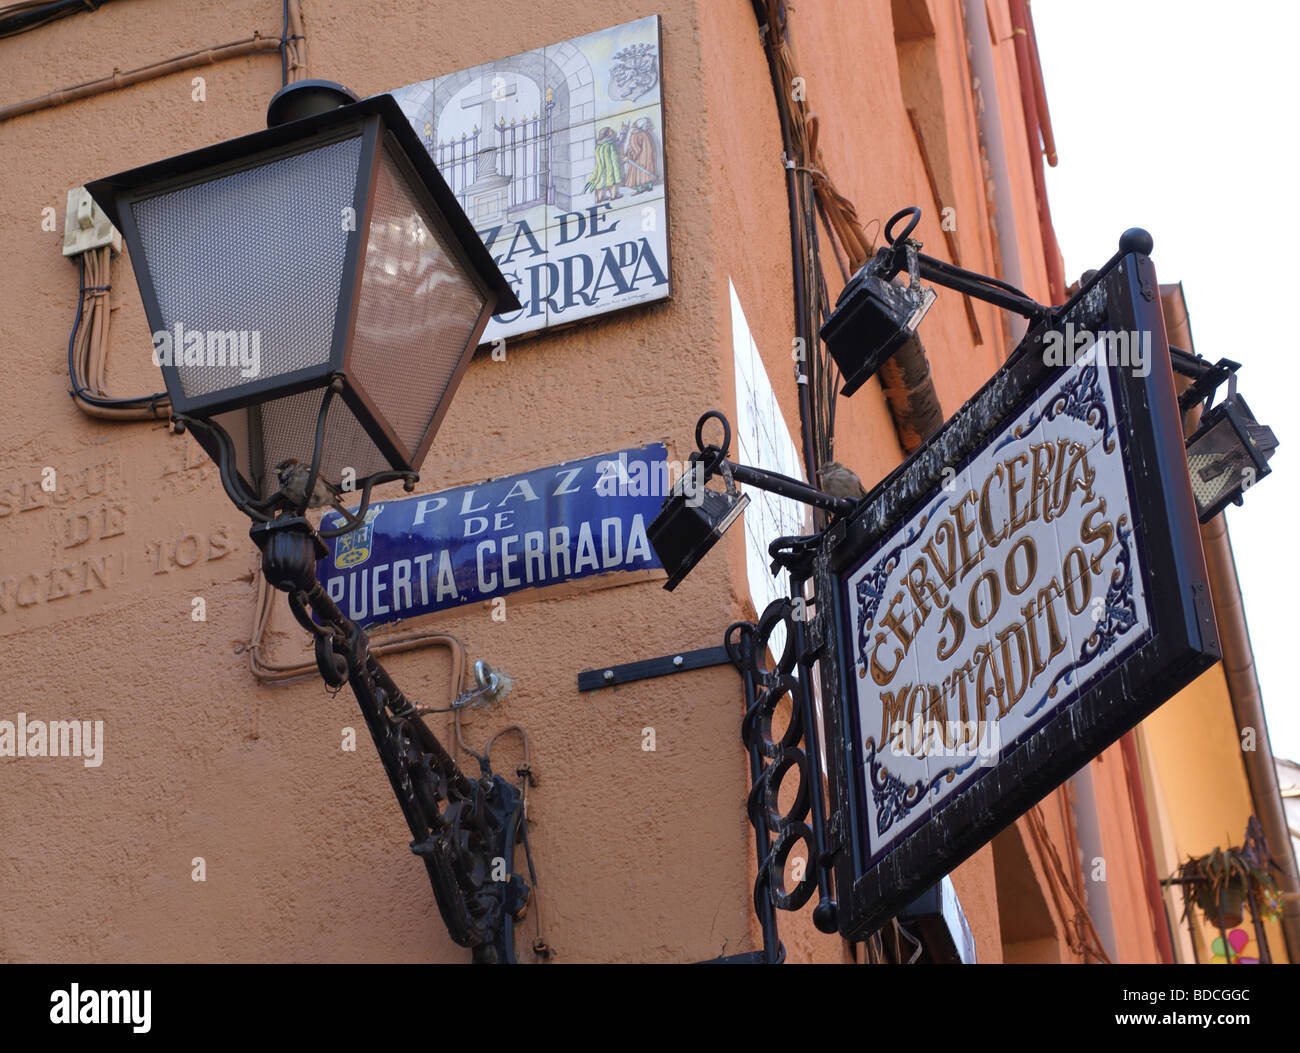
577;645;733;692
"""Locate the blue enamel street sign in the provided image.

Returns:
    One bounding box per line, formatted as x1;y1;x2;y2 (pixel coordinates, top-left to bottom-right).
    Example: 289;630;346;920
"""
317;444;667;628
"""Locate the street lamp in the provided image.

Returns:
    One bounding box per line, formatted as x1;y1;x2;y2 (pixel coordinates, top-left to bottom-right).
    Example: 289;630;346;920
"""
85;80;529;962
87;79;518;530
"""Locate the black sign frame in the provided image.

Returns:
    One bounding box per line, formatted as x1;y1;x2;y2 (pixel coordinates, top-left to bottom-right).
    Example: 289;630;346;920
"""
814;251;1221;941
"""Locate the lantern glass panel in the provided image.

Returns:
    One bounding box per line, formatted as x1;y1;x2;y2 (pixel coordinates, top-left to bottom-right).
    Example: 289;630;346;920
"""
349;142;489;456
251;390;391;498
129;133;364;400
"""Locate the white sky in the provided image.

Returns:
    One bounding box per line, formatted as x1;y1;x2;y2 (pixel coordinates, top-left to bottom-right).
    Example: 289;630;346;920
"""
1033;3;1298;762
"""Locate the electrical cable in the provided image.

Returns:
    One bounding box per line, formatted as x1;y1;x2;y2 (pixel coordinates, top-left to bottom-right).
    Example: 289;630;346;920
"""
754;0;896;469
481;723;549;960
1;3;309;124
0;0;116;40
244;566;549;958
66;247;171;419
245;569;475;688
1020;803;1115;963
283;0;308;84
280;0;289;86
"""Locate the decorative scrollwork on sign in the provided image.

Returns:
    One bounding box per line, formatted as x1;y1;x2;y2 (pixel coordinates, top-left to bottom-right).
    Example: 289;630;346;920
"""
865;738;926;834
1026;665;1075;719
994;352;1116;454
1046;354;1117;453
1079;515;1137;663
855;549;904;658
865;738;977;836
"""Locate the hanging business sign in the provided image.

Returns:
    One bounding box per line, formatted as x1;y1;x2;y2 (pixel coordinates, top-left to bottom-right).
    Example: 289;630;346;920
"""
814;250;1220;940
385;15;670;346
317;444;666;628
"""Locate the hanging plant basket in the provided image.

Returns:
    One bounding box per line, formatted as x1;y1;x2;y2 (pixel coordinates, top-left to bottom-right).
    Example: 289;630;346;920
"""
1177;831;1283;933
1193;874;1246;929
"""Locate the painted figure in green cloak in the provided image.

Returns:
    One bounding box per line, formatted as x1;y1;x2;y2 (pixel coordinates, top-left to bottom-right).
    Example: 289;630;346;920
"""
585;126;625;202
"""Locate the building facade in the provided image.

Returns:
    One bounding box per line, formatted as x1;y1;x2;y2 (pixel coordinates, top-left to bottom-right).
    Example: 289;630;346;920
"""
0;0;1295;963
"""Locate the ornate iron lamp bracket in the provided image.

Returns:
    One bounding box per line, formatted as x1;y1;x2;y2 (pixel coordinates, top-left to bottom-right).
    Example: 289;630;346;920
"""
180;406;528;963
248;514;529;962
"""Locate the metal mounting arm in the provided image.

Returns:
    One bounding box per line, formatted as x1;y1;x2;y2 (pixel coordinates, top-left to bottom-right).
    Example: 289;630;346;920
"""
878;206;1051;323
915;252;1050;321
693;410;856;516
172;383;418;537
878;206;1157;331
724;460;855;516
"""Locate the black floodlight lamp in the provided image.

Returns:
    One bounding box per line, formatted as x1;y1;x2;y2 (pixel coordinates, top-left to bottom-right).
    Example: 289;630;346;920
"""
649;411;855;590
86;79;520;531
821;206;1062;397
1185;380;1278;522
821;244;936;397
649;467;751;592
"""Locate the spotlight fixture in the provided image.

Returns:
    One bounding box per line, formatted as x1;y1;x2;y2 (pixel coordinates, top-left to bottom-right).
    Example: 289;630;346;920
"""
649;469;751;592
647;411;855;590
821;252;936;397
1185;387;1278;522
820;206;1056;397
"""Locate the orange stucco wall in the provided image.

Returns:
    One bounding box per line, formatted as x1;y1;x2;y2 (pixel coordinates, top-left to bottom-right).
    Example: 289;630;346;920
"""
0;0;758;964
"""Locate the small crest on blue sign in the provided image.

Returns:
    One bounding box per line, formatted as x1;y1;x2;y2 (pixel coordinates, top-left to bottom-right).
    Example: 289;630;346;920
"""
332;505;384;569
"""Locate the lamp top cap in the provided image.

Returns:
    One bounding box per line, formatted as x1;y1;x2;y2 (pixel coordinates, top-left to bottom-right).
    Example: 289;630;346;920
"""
267;79;360;127
1118;227;1154;256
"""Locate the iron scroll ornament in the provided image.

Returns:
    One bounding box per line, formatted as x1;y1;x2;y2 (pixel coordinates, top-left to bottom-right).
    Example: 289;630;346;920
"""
726;592;840;961
251;515;530;962
176;386;531;963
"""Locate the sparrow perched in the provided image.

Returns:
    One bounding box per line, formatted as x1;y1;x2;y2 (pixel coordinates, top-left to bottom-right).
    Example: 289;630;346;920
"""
273;458;348;512
818;460;867;501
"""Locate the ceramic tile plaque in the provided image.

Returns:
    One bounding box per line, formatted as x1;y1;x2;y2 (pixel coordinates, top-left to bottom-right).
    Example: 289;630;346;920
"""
730;279;809;632
841;347;1152;856
386;15;670;344
815;251;1221;940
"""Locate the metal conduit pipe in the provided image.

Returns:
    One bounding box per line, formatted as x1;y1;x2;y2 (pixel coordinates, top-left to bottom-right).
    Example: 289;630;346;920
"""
1119;732;1177;962
1008;0;1065;304
0;34;283;123
1068;765;1120;962
1164;291;1300;960
962;0;1027;347
1197;517;1300;959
